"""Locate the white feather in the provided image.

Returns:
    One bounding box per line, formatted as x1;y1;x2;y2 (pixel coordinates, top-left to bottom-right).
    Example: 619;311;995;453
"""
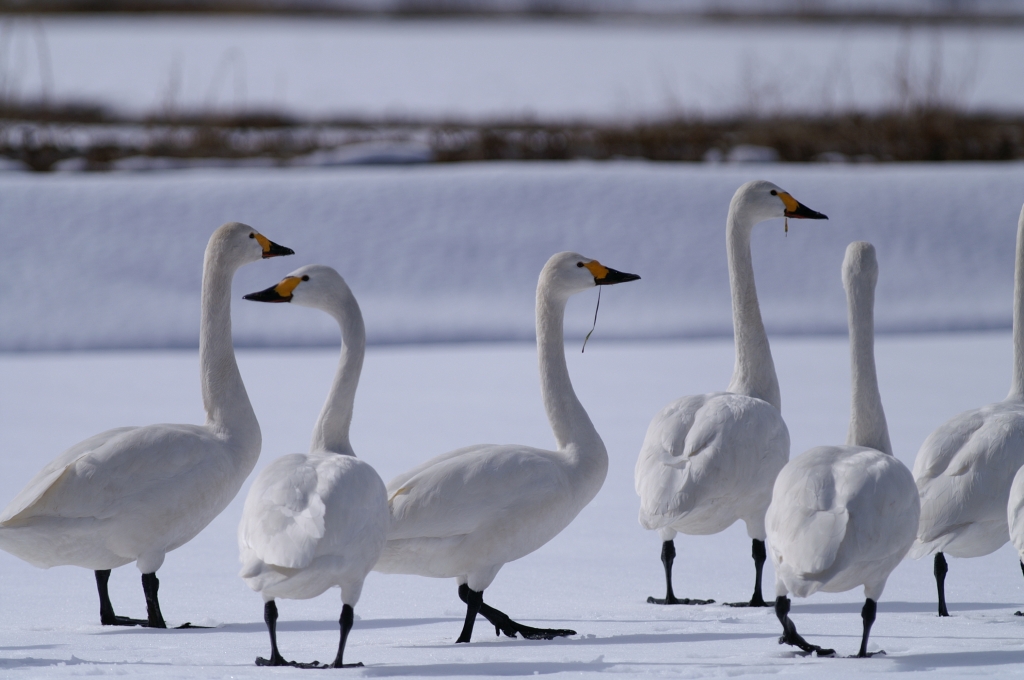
236;265;388;607
0;223;273;578
374;252;635;594
915;205;1024;562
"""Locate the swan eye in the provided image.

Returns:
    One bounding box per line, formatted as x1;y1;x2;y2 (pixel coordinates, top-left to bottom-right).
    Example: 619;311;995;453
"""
249;233;255;238
770;190;777;195
576;262;584;268
301;275;309;281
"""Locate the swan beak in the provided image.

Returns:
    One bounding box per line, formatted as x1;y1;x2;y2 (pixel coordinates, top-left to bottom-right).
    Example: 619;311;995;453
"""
254;233;296;259
779;192;828;220
585;261;641;286
243;276;302;303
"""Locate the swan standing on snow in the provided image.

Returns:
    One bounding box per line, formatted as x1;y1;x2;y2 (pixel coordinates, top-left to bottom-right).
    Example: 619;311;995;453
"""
767;242;919;658
374;252;639;643
237;265;388;668
635;180;826;607
913;203;1024;616
0;222;293;627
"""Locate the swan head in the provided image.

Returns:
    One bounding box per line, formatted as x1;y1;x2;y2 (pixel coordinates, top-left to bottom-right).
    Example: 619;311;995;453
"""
540;251;640;298
211;222;294;265
842;241;878;293
730;180;827;229
243;264;348;308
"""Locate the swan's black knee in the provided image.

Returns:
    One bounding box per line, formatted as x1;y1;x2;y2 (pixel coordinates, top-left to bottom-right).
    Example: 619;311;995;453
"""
660;540;676;565
861;598;877;625
775;595;790;620
752;539;767;564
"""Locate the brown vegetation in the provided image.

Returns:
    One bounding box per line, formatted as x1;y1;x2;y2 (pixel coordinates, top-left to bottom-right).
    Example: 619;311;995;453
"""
2;102;1024;171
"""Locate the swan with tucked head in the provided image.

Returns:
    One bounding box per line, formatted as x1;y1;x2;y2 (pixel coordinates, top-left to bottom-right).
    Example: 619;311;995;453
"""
914;203;1024;615
767;242;919;657
375;251;639;643
0;222;293;628
238;264;388;668
635;180;826;607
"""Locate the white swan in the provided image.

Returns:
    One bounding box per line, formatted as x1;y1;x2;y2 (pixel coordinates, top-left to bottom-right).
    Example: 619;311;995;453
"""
237;265;388;668
374;252;639;643
0;222;293;628
634;180;826;607
913;203;1024;616
767;241;919;658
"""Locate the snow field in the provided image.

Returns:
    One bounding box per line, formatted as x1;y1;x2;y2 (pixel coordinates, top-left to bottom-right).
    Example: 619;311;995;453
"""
2;332;1024;677
4;161;1024;352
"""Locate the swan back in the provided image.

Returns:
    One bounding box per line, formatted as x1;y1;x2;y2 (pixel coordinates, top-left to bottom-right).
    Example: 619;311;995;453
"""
843;242;892;456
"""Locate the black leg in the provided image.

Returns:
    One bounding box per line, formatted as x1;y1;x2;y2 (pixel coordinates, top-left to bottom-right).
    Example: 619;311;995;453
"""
458;583;575;642
853;598;884;658
95;570;148;627
775;596;835;657
329;604;364;668
140;572;167;629
647;540;714;605
256;600;294;666
725;539;771;607
1016;561;1024;616
456;584;482;643
935;552;950;617
138;572;204;629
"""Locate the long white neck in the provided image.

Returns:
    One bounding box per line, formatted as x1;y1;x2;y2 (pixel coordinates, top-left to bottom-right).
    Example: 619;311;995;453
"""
536;284;607;486
845;264;892;455
1010;205;1024;400
199;244;260;453
310;287;365;456
724;209;781;410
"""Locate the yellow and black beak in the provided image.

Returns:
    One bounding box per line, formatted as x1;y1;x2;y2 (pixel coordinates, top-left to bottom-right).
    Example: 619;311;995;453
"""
244;276;302;303
254;232;295;259
584;260;641;286
779;192;828;220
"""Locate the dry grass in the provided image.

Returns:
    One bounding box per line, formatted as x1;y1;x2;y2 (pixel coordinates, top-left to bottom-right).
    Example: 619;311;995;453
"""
2;102;1024;171
432;111;1024;163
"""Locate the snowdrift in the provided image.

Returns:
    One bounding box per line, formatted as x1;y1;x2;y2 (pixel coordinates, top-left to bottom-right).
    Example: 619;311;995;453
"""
2;161;1022;351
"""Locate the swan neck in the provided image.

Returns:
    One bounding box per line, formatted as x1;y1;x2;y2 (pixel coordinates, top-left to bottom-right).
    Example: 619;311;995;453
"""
199;245;259;446
1011;205;1024;400
310;289;365;456
846;275;892;455
536;286;605;460
725;212;781;410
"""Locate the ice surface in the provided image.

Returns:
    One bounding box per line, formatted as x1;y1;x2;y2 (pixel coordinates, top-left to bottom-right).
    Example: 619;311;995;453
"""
3;162;1024;351
1;333;1023;677
1;17;1022;120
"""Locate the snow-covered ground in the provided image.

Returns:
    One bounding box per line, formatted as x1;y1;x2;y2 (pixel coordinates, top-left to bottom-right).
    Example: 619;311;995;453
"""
1;332;1024;677
3;162;1024;351
1;16;1022;120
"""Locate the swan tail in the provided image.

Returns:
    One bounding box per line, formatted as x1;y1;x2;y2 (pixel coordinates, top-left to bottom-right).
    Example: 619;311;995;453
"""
0;464;75;527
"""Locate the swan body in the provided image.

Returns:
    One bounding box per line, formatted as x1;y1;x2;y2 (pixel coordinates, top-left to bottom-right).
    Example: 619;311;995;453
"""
635;180;825;606
913;402;1024;559
1007;460;1024;577
912;204;1024;616
375;252;639;643
0;222;292;628
237;265;388;668
767;241;919;658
